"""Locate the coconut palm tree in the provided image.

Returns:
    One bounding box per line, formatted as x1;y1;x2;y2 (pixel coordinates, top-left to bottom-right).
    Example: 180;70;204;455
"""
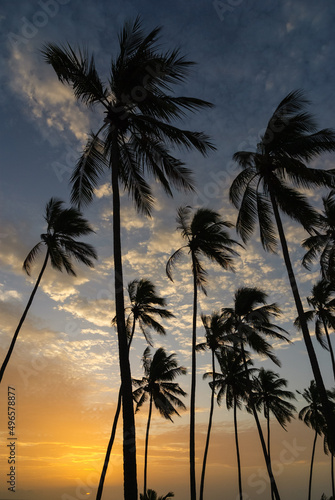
96;279;174;500
133;347;187;496
196;312;226;500
0;198;97;385
166;206;240;499
230;89;335;448
302;190;335;281
220;287;290;500
252;368;296;499
295;279;335;381
298;381;330;500
211;346;255;500
43;18;214;499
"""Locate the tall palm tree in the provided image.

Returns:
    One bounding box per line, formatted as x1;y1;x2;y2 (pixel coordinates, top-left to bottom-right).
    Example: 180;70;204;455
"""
196;312;226;500
221;287;290;500
166;206;240;500
295;279;335;381
133;347;187;496
211;346;254;500
230;89;335;448
43;18;214;499
252;368;296;499
298;381;330;500
0;198;97;385
302;190;335;281
96;279;174;500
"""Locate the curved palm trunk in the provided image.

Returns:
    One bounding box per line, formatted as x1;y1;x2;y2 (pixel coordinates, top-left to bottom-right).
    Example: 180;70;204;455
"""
0;250;49;384
308;430;317;500
143;393;153;495
234;396;243;500
111;132;137;500
96;317;137;500
270;192;335;452
240;344;281;500
199;350;216;500
321;318;335;382
266;412;274;500
190;254;198;500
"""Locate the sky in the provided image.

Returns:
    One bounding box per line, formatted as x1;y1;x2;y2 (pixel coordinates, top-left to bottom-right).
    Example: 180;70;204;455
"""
1;0;335;499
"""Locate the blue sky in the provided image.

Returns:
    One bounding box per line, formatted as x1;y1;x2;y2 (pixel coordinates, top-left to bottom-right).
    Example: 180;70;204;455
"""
1;1;335;499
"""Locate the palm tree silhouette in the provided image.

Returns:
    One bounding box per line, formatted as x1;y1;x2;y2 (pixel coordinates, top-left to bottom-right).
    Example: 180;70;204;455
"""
166;206;240;500
43;18;214;499
133;347;187;496
0;198;97;384
252;368;296;499
230;90;335;447
212;346;254;500
140;490;174;500
302;190;335;281
221;287;290;500
96;279;174;500
196;312;226;500
298;381;332;500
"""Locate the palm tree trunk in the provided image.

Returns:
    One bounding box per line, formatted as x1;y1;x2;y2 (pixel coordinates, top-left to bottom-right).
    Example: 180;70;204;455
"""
240;344;281;500
270;192;335;452
111;132;137;500
0;250;49;384
322;318;335;382
267;412;274;500
143;393;153;495
199;350;216;500
234;396;243;500
308;430;317;500
190;253;197;500
331;451;334;500
96;317;137;500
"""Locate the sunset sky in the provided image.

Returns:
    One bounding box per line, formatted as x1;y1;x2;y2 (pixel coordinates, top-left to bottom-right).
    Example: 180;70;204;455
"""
1;1;335;499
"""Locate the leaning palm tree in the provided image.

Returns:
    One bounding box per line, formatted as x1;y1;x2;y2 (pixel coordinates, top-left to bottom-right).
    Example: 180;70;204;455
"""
295;279;335;381
43;18;214;499
96;279;174;500
221;287;290;500
302;190;335;281
166;206;240;499
212;346;255;500
298;381;330;500
252;368;296;500
230;89;335;448
0;197;97;384
133;347;187;496
196;312;226;500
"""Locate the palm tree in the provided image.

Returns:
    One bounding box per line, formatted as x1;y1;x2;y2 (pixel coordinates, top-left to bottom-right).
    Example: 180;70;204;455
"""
133;347;187;496
230;89;335;448
221;287;290;500
43;18;214;499
196;312;226;500
302;190;335;281
298;381;330;500
96;279;174;500
295;279;335;381
166;206;240;499
0;198;97;385
211;346;255;500
140;490;174;500
252;368;296;499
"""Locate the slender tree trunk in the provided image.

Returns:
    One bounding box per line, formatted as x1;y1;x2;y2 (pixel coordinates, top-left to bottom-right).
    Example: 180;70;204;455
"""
96;316;137;500
332;451;334;500
270;192;335;452
240;344;281;500
267;412;274;500
308;430;317;500
234;396;243;500
199;350;216;500
0;250;49;384
322;318;335;382
143;393;153;495
190;254;197;500
111;132;137;500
